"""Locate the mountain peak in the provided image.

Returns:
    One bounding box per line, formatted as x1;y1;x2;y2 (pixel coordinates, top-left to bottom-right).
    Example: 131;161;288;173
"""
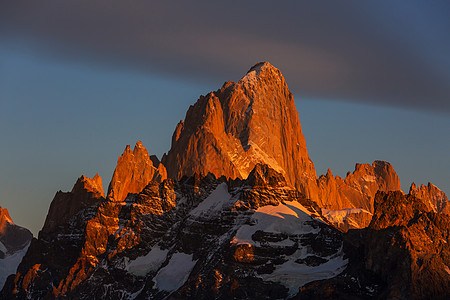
107;141;167;202
239;61;286;91
42;174;106;233
0;207;12;225
0;207;14;236
243;61;278;77
409;181;449;214
73;174;104;198
163;62;317;199
133;140;146;154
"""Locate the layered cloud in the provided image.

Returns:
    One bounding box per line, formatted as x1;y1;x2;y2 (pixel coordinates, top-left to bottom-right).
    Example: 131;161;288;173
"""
1;0;449;112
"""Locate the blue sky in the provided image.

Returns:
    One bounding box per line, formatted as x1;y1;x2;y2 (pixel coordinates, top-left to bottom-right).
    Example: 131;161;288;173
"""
1;1;449;235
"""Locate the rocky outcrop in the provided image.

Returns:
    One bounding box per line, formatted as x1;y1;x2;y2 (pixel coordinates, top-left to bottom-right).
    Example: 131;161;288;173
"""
291;189;450;299
42;174;105;233
409;182;449;214
316;161;401;231
363;191;450;299
317;161;401;212
4;172;146;299
107;141;167;202
163;62;317;200
0;208;12;235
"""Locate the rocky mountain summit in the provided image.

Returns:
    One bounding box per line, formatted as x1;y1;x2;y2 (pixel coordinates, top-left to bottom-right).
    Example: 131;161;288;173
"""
409;182;449;214
163;62;317;201
0;207;32;290
2;62;449;299
317;161;401;231
108;141;167;202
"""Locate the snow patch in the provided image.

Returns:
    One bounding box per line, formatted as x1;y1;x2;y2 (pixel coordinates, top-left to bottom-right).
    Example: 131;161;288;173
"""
190;183;231;217
0;242;30;289
126;246;168;276
261;253;348;296
232;201;318;246
230;201;348;295
153;252;197;292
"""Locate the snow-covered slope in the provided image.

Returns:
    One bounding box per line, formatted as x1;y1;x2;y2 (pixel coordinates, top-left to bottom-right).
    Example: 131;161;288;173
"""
0;242;30;289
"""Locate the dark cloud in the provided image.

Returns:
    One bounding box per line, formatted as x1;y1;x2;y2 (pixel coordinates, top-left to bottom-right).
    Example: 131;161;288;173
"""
1;0;449;113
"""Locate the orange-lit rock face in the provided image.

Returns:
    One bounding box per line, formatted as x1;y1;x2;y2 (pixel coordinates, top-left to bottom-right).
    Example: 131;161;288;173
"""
316;161;401;212
315;161;401;231
409;182;449;214
22;264;41;291
52;199;140;297
42;174;105;233
163;62;317;199
162;63;401;222
107;141;167;202
365;191;450;298
0;207;13;236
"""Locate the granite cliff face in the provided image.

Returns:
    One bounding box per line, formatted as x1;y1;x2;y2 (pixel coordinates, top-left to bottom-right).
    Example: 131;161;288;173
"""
163;62;317;201
317;161;400;212
409;182;449;214
364;191;450;299
317;161;401;231
42;174;104;233
108;141;167;202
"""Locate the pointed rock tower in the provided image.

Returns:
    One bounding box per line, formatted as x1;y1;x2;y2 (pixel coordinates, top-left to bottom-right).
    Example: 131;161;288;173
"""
409;182;449;214
163;62;317;199
108;141;167;202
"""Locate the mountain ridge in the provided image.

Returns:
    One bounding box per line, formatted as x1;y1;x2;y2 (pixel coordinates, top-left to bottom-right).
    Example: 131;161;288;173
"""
1;61;449;299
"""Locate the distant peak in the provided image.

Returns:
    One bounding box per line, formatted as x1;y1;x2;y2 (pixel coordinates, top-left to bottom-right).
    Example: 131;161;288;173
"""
133;141;150;157
72;174;105;198
0;206;13;224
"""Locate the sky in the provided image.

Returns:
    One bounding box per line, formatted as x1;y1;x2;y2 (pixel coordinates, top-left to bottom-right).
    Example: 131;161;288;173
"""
1;1;449;236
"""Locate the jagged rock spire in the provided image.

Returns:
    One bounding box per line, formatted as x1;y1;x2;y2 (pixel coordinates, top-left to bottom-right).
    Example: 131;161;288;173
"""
107;141;167;202
163;62;317;199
